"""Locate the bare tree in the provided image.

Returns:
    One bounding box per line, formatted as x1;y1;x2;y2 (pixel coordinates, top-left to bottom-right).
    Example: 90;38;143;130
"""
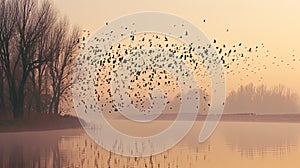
29;12;59;114
0;64;4;112
0;0;19;117
48;20;80;114
0;0;80;119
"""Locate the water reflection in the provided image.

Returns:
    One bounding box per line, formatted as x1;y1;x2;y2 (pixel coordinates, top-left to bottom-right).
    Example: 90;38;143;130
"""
1;122;300;167
221;122;300;159
0;129;82;168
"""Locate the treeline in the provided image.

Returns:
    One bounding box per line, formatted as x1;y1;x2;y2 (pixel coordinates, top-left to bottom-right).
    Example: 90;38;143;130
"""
225;83;300;114
0;0;81;119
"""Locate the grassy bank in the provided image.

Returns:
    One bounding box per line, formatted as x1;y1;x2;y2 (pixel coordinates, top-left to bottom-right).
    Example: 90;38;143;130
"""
0;114;82;133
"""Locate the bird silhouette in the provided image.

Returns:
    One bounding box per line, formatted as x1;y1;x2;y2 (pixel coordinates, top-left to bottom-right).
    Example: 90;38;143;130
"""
73;22;299;117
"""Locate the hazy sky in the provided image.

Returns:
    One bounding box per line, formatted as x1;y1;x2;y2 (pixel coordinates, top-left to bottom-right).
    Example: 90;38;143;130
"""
53;0;300;94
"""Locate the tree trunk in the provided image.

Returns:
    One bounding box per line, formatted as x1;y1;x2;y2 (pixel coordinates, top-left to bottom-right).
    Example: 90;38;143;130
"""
51;94;60;115
34;89;42;114
12;98;24;119
54;99;59;115
48;91;55;114
0;68;4;110
11;83;25;119
36;95;42;113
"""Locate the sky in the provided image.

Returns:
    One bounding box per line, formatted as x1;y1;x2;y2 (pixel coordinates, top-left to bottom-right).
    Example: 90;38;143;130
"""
52;0;300;95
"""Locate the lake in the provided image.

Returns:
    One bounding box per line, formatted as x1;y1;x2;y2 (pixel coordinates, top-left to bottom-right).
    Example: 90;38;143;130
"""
1;121;300;168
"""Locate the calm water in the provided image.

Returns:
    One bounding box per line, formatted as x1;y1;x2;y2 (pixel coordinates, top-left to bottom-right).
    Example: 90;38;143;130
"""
1;121;300;168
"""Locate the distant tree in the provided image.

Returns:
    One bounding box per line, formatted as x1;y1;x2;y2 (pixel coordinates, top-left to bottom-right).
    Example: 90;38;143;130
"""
225;83;299;114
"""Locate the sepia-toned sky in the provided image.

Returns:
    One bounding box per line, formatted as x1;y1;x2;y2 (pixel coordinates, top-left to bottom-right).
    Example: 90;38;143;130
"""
53;0;300;95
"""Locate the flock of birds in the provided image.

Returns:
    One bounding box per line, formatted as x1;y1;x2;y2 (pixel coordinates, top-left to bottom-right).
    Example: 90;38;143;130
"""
72;19;299;116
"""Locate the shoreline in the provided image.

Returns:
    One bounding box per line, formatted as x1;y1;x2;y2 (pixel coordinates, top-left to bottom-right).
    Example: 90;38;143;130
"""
115;113;300;123
0;114;83;133
220;113;300;123
1;113;300;133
